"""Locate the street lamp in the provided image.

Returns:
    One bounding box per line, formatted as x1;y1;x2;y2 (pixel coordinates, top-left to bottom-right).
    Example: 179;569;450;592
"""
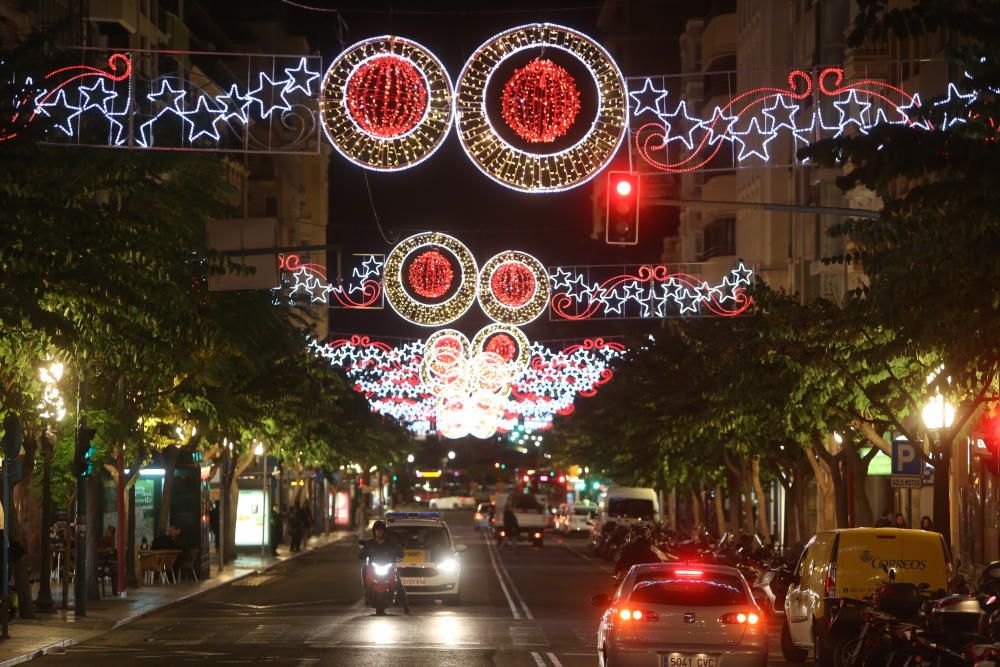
922;394;955;431
253;441;267;559
36;359;67;612
406;454;415;464
447;450;456;460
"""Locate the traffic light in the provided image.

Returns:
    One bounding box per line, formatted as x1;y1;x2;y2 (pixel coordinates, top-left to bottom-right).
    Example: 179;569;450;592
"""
980;411;1000;476
605;170;639;245
74;426;97;477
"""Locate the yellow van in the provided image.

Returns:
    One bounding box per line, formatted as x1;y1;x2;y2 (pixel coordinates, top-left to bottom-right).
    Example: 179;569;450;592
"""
781;528;953;665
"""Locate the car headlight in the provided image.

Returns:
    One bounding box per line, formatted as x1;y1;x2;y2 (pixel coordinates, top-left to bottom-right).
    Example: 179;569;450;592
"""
438;557;459;573
373;563;391;577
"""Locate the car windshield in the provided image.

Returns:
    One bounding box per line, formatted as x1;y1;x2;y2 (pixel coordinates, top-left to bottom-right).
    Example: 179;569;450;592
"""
574;507;594;516
629;572;747;607
608;498;654;520
386;526;451;557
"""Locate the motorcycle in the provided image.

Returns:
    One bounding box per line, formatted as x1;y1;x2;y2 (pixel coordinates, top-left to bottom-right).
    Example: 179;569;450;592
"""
364;558;399;616
752;563;796;618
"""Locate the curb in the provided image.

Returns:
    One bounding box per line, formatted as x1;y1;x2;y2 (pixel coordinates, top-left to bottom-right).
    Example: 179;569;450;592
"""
0;532;352;666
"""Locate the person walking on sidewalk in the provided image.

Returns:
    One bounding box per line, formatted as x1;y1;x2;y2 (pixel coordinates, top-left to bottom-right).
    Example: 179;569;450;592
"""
269;505;282;556
289;502;304;552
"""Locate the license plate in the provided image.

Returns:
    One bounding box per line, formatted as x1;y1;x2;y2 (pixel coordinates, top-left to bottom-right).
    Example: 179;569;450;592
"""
401;577;426;586
663;654;718;667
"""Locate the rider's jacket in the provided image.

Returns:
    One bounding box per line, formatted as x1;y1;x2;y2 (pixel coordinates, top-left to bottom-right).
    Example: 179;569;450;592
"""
360;537;404;563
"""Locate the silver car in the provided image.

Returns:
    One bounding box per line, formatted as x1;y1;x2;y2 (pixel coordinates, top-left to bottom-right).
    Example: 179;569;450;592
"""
594;563;767;667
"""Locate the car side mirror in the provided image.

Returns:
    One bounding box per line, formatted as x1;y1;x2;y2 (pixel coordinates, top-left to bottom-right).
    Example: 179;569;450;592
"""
591;593;611;607
455;544;468;553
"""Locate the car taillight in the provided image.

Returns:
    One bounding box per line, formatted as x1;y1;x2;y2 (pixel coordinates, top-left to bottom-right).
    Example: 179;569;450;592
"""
533;532;542;539
617;608;659;622
720;611;761;625
475;513;483;521
824;560;837;598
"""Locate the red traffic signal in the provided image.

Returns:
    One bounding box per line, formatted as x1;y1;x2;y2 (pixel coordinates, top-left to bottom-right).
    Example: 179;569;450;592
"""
976;410;1000;476
606;171;639;245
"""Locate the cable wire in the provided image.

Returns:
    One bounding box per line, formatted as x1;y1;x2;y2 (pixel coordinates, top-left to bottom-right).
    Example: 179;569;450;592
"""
278;1;601;14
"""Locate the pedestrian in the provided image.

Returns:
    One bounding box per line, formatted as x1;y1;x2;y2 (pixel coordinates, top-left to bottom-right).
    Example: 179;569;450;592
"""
893;513;908;529
920;515;934;531
269;505;282;556
289;501;304;552
875;511;892;527
501;505;518;550
298;502;314;548
209;500;220;548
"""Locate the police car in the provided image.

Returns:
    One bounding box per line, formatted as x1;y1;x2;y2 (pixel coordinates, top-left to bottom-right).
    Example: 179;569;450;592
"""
384;512;466;605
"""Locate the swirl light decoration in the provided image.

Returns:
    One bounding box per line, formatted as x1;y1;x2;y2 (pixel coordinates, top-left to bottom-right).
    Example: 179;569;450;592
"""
477;250;550;325
320;36;453;171
384;232;479;326
454;23;629;193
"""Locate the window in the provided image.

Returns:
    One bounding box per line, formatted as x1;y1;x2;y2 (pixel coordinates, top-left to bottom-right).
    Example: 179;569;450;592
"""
630;573;748;606
607;498;654;520
386;526;451;555
698;217;735;260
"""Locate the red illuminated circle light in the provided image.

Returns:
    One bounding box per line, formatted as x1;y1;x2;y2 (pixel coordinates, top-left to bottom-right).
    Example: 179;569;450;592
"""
500;58;582;144
407;249;454;299
484;333;518;362
490;261;537;307
345;55;429;138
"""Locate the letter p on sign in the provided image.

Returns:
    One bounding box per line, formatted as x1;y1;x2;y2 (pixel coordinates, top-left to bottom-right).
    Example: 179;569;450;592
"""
892;441;921;476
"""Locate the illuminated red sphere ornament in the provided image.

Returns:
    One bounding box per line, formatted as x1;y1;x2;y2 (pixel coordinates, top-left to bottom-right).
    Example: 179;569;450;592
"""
345;55;428;138
320;36;453;172
407;249;454;298
455;23;628;193
478;250;549;325
490;260;537;307
501;58;581;144
485;333;518;361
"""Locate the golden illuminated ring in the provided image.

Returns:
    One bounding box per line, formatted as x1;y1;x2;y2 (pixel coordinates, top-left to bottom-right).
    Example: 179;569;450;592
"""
472;323;531;375
319;36;453;171
454;23;628;193
477;250;550;325
384;232;478;326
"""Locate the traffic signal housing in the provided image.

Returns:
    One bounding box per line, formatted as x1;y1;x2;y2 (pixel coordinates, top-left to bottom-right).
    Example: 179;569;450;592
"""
979;411;1000;476
74;426;97;477
605;170;639;246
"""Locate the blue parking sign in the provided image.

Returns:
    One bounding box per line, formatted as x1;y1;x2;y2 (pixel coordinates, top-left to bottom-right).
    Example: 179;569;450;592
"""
892;440;922;476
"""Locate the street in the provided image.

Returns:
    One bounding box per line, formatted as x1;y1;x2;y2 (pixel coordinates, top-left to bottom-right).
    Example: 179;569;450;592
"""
33;512;796;667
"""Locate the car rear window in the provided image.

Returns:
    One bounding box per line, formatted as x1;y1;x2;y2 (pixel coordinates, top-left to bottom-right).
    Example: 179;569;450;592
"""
630;573;748;607
608;498;654;520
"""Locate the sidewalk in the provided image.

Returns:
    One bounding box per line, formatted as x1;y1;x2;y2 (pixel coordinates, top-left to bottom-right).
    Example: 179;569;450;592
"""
0;532;351;666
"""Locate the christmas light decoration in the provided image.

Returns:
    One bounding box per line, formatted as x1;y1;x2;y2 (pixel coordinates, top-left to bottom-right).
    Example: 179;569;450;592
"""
454;23;628;193
500;58;582;144
275;253;384;308
384;232;478;326
345;55;428;138
407;249;455;299
472;323;531;373
478;250;550;325
311;335;626;439
320;36;452;171
549;262;754;320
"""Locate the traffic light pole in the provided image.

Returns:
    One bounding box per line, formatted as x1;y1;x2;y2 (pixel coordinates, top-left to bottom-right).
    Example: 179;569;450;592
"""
73;379;87;617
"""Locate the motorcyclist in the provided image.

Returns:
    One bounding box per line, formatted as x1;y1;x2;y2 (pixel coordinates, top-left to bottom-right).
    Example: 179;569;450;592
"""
615;525;660;578
360;519;410;615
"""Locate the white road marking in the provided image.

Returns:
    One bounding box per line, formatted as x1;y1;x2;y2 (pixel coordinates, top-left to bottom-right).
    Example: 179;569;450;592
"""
482;529;522;619
530;652;547;667
486;530;534;620
547;651;565;666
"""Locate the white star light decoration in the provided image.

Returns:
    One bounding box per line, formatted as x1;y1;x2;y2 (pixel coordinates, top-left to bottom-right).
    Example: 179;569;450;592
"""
311;336;626;438
628;68;984;173
275;254;384;309
549;262;754;320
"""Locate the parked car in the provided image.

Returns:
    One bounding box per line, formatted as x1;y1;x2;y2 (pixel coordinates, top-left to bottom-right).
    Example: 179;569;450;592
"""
429;495;477;510
556;503;596;535
782;527;953;665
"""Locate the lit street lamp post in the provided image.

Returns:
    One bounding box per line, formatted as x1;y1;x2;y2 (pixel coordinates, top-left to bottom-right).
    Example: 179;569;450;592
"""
36;361;66;613
254;442;266;559
923;393;956;544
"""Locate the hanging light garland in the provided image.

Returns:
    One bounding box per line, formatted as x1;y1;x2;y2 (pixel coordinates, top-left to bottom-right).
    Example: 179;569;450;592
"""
320;36;453;171
454;23;628;193
345;54;429;138
501;58;582;144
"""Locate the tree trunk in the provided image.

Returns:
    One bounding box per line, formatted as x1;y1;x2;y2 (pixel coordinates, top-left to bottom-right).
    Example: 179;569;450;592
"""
713;483;726;538
933;447;951;547
85;473;101;601
667;489;677;532
126;482;138;588
11;433;38;619
690;487;702;538
751;458;773;543
35;431;55;612
740;461;754;536
726;469;740;533
158;446;180;534
845;444;875;527
806;444;836;532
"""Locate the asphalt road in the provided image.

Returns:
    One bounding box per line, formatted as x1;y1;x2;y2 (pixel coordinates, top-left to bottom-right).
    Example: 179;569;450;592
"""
35;511;800;666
